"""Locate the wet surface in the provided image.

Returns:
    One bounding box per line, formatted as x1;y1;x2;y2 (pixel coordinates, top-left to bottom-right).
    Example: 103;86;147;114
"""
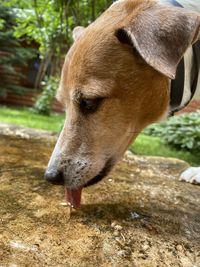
0;127;200;267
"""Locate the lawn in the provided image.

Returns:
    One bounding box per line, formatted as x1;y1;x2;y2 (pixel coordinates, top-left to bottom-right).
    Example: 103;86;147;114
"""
130;134;200;166
0;105;65;132
0;105;199;166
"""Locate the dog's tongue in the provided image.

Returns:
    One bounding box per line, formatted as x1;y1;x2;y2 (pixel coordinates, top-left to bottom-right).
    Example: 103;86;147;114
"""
65;187;83;209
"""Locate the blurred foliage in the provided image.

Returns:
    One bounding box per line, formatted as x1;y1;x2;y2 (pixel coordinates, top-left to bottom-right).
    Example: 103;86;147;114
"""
2;0;113;88
144;111;200;152
1;0;114;112
3;0;113;55
33;76;59;115
0;3;36;96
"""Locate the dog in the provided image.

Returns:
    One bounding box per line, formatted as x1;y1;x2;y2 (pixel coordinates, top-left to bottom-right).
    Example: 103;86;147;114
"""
44;0;200;208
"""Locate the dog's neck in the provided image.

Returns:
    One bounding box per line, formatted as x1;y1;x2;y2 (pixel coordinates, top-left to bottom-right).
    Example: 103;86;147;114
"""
160;0;200;114
170;41;200;114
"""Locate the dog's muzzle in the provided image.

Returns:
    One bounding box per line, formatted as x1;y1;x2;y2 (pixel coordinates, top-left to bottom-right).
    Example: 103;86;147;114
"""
44;157;115;208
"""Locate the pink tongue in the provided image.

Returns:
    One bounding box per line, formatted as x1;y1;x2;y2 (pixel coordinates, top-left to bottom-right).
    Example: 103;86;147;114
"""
65;187;83;209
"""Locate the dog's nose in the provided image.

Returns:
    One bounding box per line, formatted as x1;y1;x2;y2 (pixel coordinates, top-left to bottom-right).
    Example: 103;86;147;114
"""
44;169;64;185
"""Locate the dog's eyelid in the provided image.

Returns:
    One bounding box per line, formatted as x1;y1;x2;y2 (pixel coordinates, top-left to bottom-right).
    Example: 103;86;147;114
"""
80;96;105;107
79;96;105;115
75;94;106;104
72;88;110;103
81;95;105;101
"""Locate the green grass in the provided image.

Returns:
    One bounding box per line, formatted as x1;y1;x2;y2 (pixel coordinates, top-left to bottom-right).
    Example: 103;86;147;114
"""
0;105;65;132
0;106;199;166
130;134;200;166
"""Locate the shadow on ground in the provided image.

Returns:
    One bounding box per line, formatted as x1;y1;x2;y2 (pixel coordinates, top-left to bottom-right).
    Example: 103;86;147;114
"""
0;125;200;267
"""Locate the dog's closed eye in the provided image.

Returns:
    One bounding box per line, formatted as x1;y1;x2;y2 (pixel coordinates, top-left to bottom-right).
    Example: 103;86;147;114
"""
80;97;104;115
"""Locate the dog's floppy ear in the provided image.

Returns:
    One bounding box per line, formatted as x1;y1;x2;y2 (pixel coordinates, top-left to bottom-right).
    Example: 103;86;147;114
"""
72;26;85;41
115;4;200;79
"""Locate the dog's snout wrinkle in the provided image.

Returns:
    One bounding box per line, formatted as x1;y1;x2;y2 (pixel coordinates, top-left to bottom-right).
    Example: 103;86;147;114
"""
44;169;64;185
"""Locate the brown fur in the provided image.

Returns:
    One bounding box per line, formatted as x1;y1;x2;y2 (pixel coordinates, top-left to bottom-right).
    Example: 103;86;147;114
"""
46;0;200;189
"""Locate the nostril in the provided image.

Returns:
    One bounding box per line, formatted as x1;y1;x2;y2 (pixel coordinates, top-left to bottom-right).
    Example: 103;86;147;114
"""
44;169;64;185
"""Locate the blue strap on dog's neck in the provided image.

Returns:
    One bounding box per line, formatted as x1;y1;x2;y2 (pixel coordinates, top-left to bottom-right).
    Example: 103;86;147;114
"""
166;0;183;7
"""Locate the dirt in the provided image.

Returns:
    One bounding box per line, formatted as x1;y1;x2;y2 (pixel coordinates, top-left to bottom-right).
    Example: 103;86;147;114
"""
0;124;200;267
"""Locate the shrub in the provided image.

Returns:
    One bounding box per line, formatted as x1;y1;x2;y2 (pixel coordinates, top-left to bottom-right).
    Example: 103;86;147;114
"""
0;4;35;96
33;76;58;116
144;111;200;152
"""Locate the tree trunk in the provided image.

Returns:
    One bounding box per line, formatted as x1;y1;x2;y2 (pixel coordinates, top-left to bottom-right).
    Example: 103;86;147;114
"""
91;0;96;21
34;52;52;89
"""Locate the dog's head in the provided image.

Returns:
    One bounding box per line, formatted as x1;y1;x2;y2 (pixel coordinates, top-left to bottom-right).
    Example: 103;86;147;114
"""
45;0;200;207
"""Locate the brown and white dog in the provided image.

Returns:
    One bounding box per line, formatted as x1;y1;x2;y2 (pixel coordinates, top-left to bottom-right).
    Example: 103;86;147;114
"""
44;0;200;208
